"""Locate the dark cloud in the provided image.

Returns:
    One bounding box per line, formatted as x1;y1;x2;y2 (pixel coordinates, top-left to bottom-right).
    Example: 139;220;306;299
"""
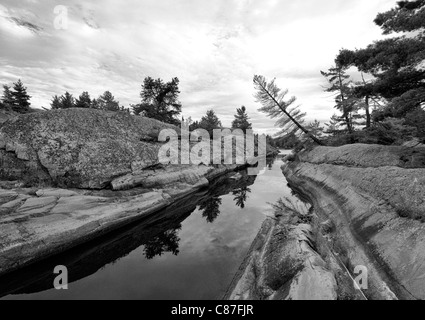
83;16;100;29
7;17;42;33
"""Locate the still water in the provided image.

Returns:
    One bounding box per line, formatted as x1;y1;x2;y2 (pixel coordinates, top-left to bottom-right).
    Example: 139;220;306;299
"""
1;151;295;300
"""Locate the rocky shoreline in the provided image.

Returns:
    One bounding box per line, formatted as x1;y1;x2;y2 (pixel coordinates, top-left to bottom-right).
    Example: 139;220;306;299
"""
0;168;258;297
0;109;278;277
227;143;425;300
6;108;424;300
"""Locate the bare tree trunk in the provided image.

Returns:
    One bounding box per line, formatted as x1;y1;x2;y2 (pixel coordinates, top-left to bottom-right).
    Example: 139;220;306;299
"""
361;74;371;129
365;95;371;128
338;73;353;134
345;114;352;134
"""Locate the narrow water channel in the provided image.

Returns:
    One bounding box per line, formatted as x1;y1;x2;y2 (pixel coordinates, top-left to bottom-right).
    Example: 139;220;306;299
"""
1;151;296;300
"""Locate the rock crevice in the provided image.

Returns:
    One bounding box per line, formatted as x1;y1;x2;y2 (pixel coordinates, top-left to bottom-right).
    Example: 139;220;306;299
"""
283;144;425;300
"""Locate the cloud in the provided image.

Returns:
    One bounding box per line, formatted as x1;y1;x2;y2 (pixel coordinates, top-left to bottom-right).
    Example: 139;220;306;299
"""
7;17;42;33
0;0;397;134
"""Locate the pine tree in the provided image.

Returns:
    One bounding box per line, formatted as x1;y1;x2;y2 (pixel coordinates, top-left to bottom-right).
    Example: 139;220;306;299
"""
231;106;252;133
336;1;425;120
325;114;344;136
133;77;182;125
1;85;15;110
60;92;75;109
306;120;324;139
189;120;201;132
321;65;359;134
91;98;100;109
374;0;425;35
253;75;324;145
98;91;120;111
119;106;131;113
75;91;92;108
50;95;61;109
198;109;222;137
11;79;31;113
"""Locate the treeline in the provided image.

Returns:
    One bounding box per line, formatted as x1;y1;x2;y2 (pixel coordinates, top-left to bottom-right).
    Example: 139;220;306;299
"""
4;1;422;149
0;80;31;113
50;90;129;112
320;0;425;145
187;106;252;136
130;76;256;135
0;75;258;135
49;77;181;122
254;0;425;149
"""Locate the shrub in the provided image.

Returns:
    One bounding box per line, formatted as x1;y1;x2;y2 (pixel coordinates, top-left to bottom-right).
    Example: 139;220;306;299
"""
324;118;417;146
405;108;425;143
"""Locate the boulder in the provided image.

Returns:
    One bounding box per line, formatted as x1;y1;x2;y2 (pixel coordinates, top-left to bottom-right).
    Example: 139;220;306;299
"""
0;108;178;189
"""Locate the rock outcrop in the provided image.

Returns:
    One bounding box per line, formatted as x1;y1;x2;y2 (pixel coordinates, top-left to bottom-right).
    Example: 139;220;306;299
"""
227;143;425;300
0;108;276;190
225;194;371;300
0;170;257;296
225;213;339;300
0;164;248;276
0;109;267;276
0;110;19;126
0;108;177;189
0;187;171;275
282;144;425;300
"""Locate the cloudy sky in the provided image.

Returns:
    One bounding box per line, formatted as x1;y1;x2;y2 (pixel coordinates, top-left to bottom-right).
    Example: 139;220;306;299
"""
0;0;396;134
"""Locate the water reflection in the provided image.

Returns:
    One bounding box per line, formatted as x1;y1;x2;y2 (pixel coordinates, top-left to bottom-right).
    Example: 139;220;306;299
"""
232;187;251;209
144;227;181;259
267;157;276;170
0;167;258;297
199;197;222;223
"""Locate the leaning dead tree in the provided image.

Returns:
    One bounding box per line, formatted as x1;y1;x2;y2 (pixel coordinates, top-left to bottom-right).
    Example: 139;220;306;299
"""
253;75;325;146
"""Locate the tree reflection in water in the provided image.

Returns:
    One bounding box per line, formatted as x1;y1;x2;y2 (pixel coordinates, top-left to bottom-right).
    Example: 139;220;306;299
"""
0;165;267;296
143;227;181;259
232;187;251;209
141;158;279;258
143;167;262;258
267;157;275;170
199;197;222;223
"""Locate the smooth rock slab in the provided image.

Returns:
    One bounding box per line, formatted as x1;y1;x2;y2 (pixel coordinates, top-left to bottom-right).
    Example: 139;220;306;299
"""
16;197;58;215
285;259;338;300
0;190;172;276
283;144;425;299
0;191;18;206
226;218;337;300
35;189;79;198
1;195;31;209
49;196;108;215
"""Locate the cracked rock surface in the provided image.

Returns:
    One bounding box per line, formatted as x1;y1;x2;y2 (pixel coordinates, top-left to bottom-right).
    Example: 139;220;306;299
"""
283;144;425;300
0;109;249;276
0;108;177;189
0;187;174;275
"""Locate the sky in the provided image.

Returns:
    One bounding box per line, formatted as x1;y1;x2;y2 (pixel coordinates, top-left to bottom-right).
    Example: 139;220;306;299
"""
0;0;397;135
